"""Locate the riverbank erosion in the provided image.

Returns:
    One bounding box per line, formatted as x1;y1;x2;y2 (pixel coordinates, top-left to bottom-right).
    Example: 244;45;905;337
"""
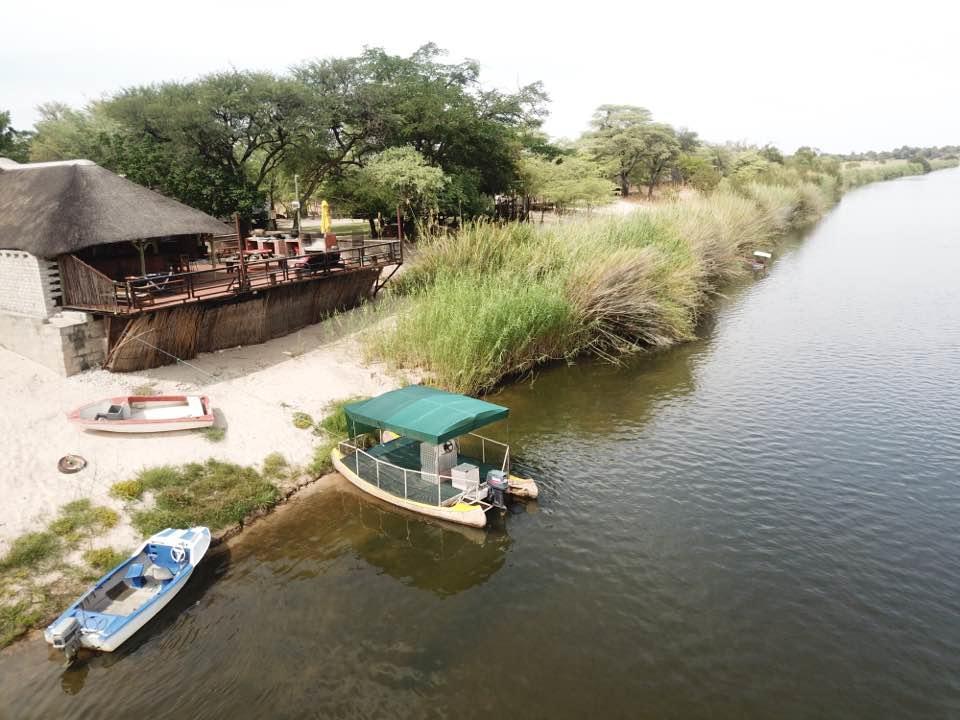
370;162;956;394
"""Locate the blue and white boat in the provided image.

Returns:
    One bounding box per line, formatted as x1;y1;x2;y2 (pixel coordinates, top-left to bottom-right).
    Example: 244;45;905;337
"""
45;527;210;659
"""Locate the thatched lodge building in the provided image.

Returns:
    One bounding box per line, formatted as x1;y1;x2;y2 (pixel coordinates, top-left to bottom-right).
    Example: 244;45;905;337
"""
0;158;400;374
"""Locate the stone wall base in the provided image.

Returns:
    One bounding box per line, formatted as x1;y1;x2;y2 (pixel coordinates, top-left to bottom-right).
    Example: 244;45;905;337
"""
0;311;106;376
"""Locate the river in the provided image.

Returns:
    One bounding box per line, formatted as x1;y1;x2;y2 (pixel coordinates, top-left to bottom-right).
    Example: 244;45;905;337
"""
2;169;959;719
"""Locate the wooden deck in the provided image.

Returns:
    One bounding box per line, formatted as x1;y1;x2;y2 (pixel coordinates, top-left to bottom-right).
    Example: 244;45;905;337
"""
60;240;402;316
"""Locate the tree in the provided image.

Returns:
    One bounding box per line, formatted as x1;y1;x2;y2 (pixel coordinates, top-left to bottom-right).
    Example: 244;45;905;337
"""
361;147;447;238
581;105;653;196
0;110;32;162
629;123;681;198
759;144;784;164
520;155;615;218
677;153;721;192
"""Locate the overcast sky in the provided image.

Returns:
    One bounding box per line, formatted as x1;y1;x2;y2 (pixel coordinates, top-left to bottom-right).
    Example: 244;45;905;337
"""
3;0;957;153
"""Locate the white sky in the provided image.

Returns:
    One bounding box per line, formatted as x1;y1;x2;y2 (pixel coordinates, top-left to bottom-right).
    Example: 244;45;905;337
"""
2;0;957;153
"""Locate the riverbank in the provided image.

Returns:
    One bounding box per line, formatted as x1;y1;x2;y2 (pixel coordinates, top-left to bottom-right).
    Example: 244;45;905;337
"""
369;162;957;393
0;315;405;646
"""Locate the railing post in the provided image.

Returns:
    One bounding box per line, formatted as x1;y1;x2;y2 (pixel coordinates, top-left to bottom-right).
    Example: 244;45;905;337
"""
438;475;441;506
403;469;408;499
482;438;486;463
376;459;380;488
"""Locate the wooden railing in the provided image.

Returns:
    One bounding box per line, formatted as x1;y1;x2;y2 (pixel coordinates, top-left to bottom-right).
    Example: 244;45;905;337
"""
62;240;402;315
59;254;121;313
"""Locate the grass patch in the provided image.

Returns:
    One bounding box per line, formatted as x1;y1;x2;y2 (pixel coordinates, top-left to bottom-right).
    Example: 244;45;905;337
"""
0;602;44;647
0;532;61;570
131;383;157;396
83;547;126;573
128;459;280;536
202;426;226;442
318;396;369;436
48;499;119;538
292;412;315;430
262;452;290;481
308;434;340;477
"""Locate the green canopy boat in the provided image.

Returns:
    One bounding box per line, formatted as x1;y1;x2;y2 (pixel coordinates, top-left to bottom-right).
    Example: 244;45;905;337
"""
331;385;538;528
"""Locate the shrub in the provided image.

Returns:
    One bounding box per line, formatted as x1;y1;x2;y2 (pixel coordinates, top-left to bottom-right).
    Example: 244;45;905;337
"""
292;412;314;430
110;479;145;501
318;396;369;437
262;452;289;480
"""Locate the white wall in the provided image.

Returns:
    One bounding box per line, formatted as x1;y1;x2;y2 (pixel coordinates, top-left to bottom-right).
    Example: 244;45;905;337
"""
0;251;61;318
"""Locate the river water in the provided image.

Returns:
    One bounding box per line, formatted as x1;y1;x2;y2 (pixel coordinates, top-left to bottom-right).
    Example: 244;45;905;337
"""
3;169;960;719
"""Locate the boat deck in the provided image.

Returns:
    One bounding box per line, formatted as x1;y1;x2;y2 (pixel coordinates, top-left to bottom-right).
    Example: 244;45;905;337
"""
342;437;501;506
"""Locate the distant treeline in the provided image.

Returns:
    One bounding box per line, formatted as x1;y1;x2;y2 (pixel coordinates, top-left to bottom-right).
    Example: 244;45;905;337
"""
0;45;956;232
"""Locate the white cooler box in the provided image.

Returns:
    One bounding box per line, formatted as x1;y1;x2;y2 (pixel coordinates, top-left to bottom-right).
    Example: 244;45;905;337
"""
450;463;487;499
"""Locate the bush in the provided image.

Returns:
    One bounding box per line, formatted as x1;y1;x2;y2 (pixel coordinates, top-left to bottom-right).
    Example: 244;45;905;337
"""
0;532;61;570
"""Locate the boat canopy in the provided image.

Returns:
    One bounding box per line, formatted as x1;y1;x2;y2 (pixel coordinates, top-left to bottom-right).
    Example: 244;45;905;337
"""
344;385;509;445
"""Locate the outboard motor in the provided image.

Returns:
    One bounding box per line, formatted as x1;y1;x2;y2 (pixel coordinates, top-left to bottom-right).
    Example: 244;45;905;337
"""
47;615;82;662
486;470;509;510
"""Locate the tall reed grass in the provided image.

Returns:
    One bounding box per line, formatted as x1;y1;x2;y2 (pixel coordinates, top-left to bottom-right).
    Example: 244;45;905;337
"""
371;159;956;394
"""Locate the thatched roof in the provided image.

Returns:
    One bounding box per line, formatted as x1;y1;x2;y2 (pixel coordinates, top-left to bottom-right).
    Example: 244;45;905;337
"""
0;159;230;257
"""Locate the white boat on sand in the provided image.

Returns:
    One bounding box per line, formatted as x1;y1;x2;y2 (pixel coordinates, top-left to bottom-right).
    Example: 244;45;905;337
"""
45;527;210;659
68;395;214;433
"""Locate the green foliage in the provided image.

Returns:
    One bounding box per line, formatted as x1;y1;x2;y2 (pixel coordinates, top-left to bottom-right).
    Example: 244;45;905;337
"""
520;155;615;212
47;500;119;539
83;547;126;573
110;479;145;501
0;602;45;648
202;426;226;443
128;459;280;535
372;171;846;393
292;412;315;430
0;110;32;162
308;434;340;477
262;452;289;480
318;396;370;437
0;532;61;570
677;153;721;192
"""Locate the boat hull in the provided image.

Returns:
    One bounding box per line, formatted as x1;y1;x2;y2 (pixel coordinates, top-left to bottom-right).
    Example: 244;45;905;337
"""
83;566;193;652
44;527;210;655
68;395;214;434
332;448;488;528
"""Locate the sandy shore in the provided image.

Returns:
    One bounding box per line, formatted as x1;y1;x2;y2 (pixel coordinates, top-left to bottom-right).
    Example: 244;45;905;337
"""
0;311;403;555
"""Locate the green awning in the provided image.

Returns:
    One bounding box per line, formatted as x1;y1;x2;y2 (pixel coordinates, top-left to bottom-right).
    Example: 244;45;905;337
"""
344;385;509;445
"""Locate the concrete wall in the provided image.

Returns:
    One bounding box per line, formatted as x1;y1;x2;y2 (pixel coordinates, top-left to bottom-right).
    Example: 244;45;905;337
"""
0;311;106;375
0;251;61;318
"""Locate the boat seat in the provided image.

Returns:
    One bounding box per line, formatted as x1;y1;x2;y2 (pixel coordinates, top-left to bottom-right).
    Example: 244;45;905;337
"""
187;396;204;417
146;564;174;582
124;562;147;589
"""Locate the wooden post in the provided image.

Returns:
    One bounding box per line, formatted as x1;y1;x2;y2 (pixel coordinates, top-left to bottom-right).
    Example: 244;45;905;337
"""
396;205;403;242
234;213;248;292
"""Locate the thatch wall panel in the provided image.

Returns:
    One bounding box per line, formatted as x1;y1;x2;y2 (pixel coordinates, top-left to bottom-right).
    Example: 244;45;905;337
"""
103;269;380;372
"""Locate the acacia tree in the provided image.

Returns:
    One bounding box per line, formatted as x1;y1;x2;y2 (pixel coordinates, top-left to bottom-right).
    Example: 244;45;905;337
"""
581;105;653;196
520;155;614;219
362;147;447;238
630;123;681;198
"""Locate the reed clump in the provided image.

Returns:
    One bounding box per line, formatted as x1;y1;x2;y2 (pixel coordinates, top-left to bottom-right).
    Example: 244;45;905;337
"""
372;182;838;394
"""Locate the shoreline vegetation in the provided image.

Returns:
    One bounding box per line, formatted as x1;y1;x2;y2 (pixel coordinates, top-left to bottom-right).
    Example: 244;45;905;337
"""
0;399;357;648
370;159;958;394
